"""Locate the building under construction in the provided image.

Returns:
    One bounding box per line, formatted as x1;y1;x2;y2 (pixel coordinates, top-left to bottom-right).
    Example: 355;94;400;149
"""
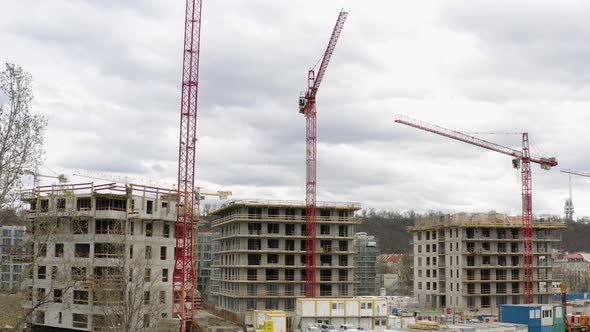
411;213;566;315
20;182;179;331
209;199;361;320
353;232;379;296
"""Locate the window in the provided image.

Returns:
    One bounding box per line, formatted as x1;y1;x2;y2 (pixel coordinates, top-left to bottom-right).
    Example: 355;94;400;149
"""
144;314;150;328
54;243;64;257
159;290;166;304
73;314;88;328
267;254;279;264
71;219;88;234
53;289;62;303
164;224;170;238
267;239;279;249
146;222;153;237
75;243;90;257
94;243;123;258
162;269;169;282
418;282;422;290
71;267;86;281
320;224;330;235
418;270;422;278
34;311;45;325
147;200;153;214
37;244;47;257
160;246;167;260
426;270;430;278
285;240;295;251
130;245;134;259
426;244;430;252
145;246;152;259
426;232;430;240
38;266;46;280
248;269;258;281
543;310;552;318
37;288;46;301
284;224;296;236
76;197;91;211
130;221;134;235
418;245;422;253
144;291;150;304
95;219;123;234
145;268;151;282
267;224;279;234
73;290;89;305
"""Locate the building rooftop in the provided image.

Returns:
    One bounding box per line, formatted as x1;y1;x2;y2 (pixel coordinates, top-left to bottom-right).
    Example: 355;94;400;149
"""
210;199;361;215
411;212;566;230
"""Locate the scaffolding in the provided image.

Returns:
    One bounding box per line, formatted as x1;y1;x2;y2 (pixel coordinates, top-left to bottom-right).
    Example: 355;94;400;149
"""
354;232;379;296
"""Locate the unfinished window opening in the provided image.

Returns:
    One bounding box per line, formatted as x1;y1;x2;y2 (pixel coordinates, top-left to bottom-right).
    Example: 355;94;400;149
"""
73;290;89;305
285;240;295;251
320;284;332;296
339;255;348;266
267;223;279;234
320;209;330;218
73;314;88;328
267;254;279;264
54;243;64;257
338;210;348;220
339;241;348;251
162;269;169;282
247;269;257;281
320;255;332;266
95;219;124;234
95;195;127;211
76;198;91;211
53;289;62;303
511;256;520;266
285;224;295;236
320;240;332;252
248;254;261;265
248;239;262;250
267;239;279;249
37;266;46;280
266;269;279;281
56;198;66;211
248;223;261;235
40;199;49;212
268;208;279;217
94;243;123;258
75;244;90;258
163;224;170;238
482;228;490;238
301;224;307;236
248;207;262;219
286;208;296;220
285;255;295;266
320;224;330;235
285;269;294;281
338;225;348;237
145;222;153;237
71;219;89;234
71;267;86;281
320;270;332;281
339;270;348;281
146;200;153;214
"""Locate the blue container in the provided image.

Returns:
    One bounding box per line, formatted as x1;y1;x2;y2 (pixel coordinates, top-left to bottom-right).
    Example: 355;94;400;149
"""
529;327;542;332
541;326;553;332
499;304;542;326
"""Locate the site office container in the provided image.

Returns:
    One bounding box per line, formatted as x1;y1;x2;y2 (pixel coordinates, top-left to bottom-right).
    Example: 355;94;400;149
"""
499;304;542;327
552;323;565;332
553;305;564;326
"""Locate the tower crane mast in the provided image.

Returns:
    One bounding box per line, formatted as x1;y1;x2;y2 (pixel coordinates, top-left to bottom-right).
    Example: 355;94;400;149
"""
298;10;347;298
395;115;557;304
174;0;203;330
560;170;590;221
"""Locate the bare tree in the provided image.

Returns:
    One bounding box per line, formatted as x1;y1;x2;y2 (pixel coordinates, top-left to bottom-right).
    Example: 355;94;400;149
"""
0;63;47;208
90;241;167;331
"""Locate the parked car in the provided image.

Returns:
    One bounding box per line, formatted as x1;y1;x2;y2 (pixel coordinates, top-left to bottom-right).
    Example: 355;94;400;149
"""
339;324;358;332
320;324;338;332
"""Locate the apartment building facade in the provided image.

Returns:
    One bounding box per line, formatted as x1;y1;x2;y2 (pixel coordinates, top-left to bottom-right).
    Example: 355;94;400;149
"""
0;225;30;293
210;199;361;318
197;231;215;301
22;183;178;332
411;213;565;314
353;232;379;296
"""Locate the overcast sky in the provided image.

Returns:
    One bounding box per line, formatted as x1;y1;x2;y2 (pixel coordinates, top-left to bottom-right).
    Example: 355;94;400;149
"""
1;0;589;217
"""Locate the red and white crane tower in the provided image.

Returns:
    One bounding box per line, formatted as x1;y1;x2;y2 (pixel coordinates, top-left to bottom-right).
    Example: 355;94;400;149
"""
173;0;203;330
395;115;558;304
298;10;347;298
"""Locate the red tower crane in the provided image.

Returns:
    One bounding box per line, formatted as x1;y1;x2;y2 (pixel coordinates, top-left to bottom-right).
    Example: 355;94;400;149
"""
173;0;203;331
298;10;347;298
395;115;558;304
